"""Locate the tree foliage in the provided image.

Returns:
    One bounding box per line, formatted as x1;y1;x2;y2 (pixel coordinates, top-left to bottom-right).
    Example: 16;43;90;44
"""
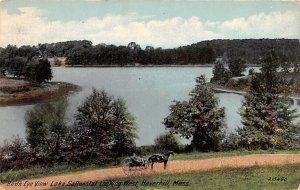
164;75;226;151
25;98;69;163
0;90;139;171
65;42;217;65
0;137;34;172
238;51;299;149
33;59;53;83
1;39;299;67
0;45;52;83
68;89;137;164
154;132;182;152
60;39;300;66
210;61;232;85
228;58;246;77
23;59;53;83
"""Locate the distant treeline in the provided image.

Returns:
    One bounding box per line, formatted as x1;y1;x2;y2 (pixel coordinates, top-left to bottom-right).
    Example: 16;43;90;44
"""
0;45;52;82
0;39;299;66
193;39;300;64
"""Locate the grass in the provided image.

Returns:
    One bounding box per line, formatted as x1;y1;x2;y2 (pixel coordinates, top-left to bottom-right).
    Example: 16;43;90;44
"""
0;150;299;183
0;163;122;183
0;164;98;183
172;149;300;161
53;164;300;190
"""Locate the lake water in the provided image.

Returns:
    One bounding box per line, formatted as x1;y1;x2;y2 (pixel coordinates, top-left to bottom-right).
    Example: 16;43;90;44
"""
0;67;298;146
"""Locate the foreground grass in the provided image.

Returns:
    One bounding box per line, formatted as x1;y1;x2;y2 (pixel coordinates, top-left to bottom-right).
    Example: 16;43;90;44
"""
1;150;299;183
54;164;300;190
0;164;119;183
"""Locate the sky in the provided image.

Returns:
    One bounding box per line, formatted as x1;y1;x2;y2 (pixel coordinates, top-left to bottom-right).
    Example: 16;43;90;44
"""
0;0;299;48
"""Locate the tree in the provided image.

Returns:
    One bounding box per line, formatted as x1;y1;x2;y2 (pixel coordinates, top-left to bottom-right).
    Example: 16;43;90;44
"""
164;75;226;151
34;59;53;83
69;89;137;164
228;58;246;77
111;99;138;157
238;51;299;149
25;98;69;163
24;59;53;83
154;132;181;152
0;45;41;79
210;61;232;85
5;56;27;78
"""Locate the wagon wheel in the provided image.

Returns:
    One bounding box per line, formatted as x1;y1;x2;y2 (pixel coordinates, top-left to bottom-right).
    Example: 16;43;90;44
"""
121;157;132;176
129;165;146;177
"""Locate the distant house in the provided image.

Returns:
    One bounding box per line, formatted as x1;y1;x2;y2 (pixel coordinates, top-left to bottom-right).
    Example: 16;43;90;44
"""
47;57;67;66
215;56;223;63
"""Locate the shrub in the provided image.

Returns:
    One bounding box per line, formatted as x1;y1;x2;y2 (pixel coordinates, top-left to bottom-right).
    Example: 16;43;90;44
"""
221;133;241;151
211;61;232;85
0;137;35;172
154;133;182;152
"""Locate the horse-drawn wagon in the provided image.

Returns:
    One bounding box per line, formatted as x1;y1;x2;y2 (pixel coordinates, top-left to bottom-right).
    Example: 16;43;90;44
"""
121;151;174;175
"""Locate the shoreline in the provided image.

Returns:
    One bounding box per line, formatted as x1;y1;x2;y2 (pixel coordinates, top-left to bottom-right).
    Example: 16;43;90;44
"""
65;64;215;68
214;86;300;102
64;64;261;68
0;80;80;106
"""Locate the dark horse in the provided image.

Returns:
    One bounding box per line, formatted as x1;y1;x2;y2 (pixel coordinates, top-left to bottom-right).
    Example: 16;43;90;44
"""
148;151;174;169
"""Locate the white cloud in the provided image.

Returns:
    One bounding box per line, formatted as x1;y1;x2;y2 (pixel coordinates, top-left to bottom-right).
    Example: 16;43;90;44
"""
218;11;300;39
0;7;299;48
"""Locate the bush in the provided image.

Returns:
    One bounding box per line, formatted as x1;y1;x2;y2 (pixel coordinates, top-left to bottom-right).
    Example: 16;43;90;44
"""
228;58;246;77
0;137;35;172
227;76;250;87
211;61;232;85
221;133;240;151
135;145;157;156
154;133;182;152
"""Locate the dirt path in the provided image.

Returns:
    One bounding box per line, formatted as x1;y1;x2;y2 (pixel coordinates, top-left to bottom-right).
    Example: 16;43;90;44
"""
1;154;299;190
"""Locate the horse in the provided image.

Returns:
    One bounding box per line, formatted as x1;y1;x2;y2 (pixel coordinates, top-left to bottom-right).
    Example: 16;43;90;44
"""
147;151;174;169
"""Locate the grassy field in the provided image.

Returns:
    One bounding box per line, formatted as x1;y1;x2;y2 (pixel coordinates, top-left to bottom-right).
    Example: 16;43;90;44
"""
0;150;299;183
0;164;99;183
53;164;300;190
171;149;300;161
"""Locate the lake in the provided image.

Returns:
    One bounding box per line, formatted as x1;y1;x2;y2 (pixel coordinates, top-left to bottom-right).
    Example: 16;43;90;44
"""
0;67;298;146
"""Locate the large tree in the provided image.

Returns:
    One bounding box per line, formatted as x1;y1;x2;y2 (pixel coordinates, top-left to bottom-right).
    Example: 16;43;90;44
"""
238;51;299;149
110;99;138;157
69;89;137;164
228;58;246;77
24;58;53;83
164;75;226;151
210;61;232;85
25;98;69;163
